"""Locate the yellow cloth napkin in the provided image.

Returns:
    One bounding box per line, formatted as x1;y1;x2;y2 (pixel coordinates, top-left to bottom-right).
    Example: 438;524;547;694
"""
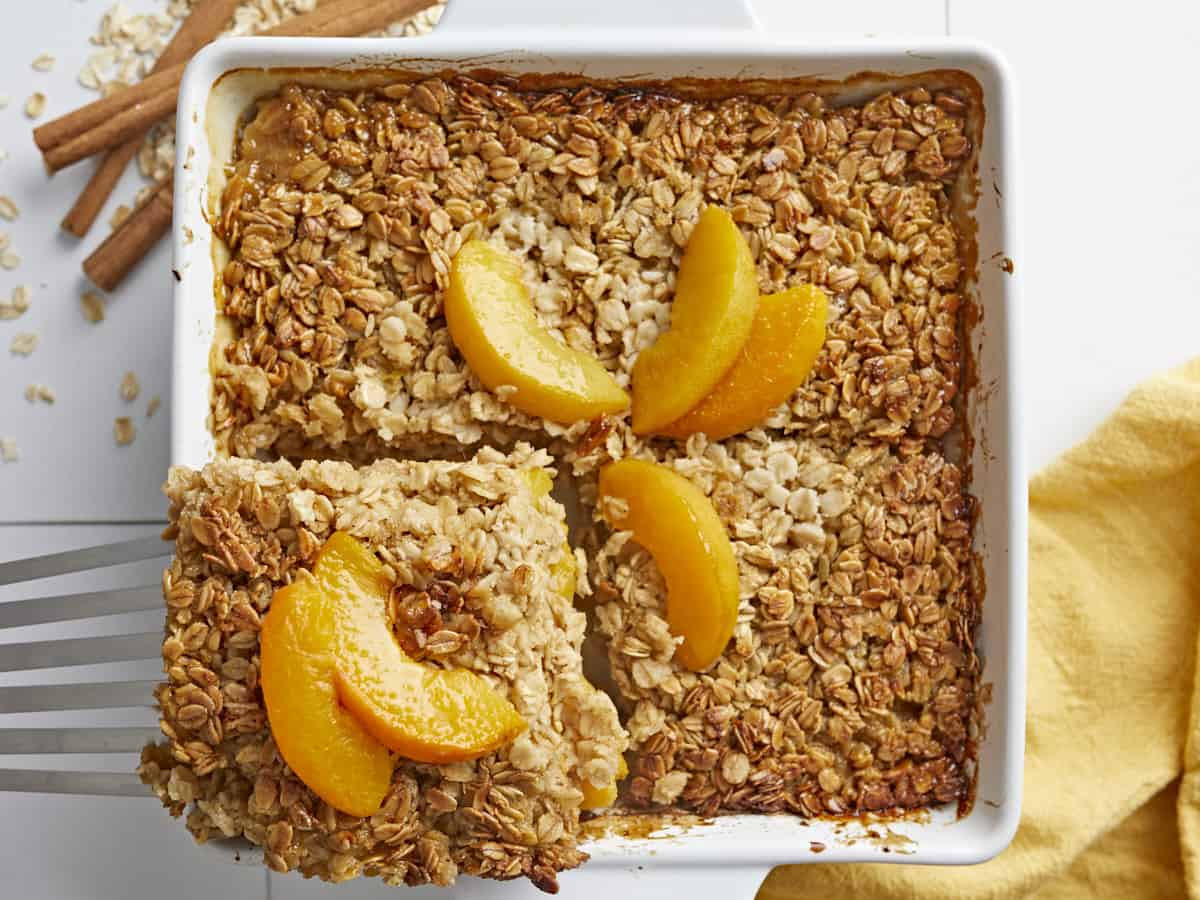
760;358;1200;900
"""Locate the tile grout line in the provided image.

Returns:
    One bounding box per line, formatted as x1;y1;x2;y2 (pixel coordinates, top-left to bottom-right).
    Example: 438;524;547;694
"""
944;0;951;35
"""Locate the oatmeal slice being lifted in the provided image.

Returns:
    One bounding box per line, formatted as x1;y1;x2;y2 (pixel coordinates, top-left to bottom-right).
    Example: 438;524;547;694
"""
139;445;627;892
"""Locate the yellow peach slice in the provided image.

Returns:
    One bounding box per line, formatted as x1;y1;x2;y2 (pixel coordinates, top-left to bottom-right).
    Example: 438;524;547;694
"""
446;240;630;424
659;285;828;440
524;468;577;600
260;570;394;817
630;206;759;434
261;533;526;814
581;754;628;810
597;459;739;671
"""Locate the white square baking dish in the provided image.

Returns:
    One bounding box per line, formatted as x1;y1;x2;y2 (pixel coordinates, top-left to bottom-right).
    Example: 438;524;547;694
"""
170;2;1025;894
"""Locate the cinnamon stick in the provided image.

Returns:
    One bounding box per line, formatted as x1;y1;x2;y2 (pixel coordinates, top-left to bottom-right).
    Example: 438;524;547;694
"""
62;0;243;237
44;86;180;174
83;180;174;292
35;0;435;169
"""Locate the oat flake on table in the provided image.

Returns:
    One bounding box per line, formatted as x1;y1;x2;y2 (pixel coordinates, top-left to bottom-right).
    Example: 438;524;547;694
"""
0;285;29;320
120;370;140;402
24;92;46;119
10;332;37;356
0;437;17;463
80;290;105;323
114;416;135;446
24;383;55;404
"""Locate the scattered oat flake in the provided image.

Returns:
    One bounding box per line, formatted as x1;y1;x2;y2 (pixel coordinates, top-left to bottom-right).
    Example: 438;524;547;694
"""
0;437;17;463
24;383;54;404
25;92;46;119
0;285;30;320
1;251;20;270
0;196;19;221
0;96;9;110
114;417;136;446
32;54;55;72
109;204;131;229
120;370;140;402
81;289;105;323
10;332;37;356
146;394;161;418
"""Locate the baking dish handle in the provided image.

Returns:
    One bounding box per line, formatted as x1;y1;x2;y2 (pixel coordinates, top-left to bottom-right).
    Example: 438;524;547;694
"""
438;0;761;32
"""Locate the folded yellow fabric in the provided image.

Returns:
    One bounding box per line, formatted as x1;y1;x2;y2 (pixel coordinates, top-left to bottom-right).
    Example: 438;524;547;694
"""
760;358;1200;900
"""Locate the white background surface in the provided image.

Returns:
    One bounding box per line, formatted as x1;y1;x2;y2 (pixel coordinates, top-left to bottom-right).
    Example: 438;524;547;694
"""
1;0;1198;897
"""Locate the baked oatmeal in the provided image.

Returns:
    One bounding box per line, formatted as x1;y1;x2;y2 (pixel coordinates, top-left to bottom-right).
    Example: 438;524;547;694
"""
194;69;983;852
212;76;973;460
137;446;627;891
572;426;980;816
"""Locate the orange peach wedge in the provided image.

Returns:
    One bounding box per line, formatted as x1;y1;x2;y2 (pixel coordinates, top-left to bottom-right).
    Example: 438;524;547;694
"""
581;755;629;810
597;459;739;671
659;284;828;441
446;240;630;424
524;468;577;600
630;206;759;434
261;532;525;815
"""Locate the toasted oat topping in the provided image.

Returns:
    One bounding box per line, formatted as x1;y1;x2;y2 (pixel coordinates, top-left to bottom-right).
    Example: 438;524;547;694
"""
184;66;982;876
139;448;627;892
213;77;972;462
572;425;979;817
0;437;17;463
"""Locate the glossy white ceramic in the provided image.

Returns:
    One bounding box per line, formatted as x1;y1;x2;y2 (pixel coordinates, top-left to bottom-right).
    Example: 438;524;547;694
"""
171;2;1025;894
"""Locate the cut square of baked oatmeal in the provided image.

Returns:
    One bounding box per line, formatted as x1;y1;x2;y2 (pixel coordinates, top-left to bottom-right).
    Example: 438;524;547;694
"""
138;445;627;892
570;427;980;817
212;77;975;462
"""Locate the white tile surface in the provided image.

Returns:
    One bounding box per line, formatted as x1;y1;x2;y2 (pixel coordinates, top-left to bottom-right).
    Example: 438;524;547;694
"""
0;0;172;523
950;0;1200;470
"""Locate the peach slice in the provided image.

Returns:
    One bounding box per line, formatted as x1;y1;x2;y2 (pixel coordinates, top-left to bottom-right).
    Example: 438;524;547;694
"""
659;285;828;440
261;533;526;814
260;567;394;817
597;459;739;671
446;240;630;424
581;755;629;810
630;206;759;434
524;469;577;600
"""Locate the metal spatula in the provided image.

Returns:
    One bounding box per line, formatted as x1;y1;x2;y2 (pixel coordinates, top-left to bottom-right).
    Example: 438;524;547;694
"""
0;536;171;796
